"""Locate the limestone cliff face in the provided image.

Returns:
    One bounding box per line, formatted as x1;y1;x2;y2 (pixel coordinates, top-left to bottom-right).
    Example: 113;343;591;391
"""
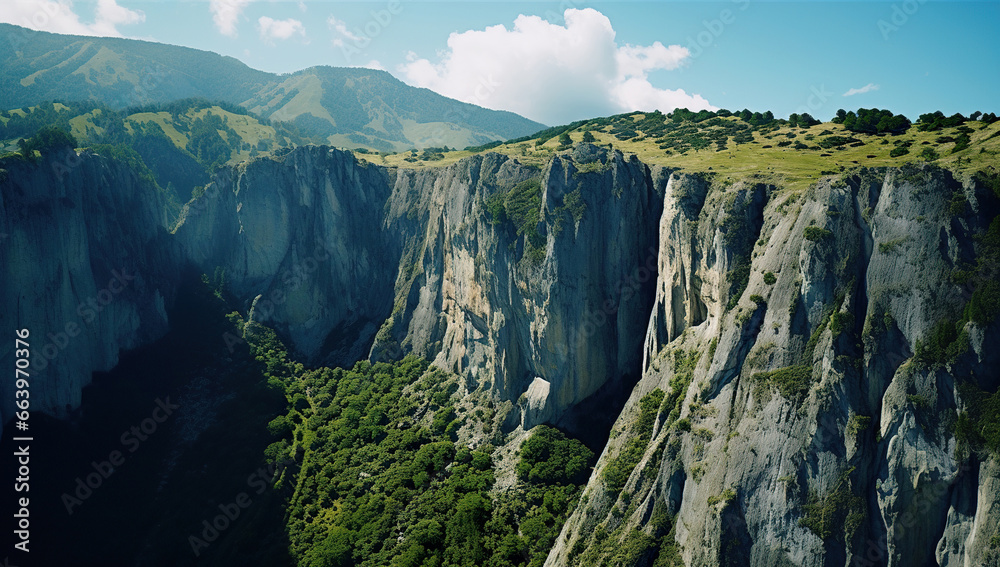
177;145;662;428
0;148;176;428
3;143;663;435
546;165;1000;567
373;146;663;429
174;146;398;365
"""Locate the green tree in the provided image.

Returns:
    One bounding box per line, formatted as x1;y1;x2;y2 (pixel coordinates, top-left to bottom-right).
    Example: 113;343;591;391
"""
24;125;77;155
305;527;355;567
444;493;491;565
516;426;594;485
798;112;820;127
840;108;909;134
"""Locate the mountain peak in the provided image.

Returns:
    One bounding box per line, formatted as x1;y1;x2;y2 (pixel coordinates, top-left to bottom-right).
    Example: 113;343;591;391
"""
0;24;544;151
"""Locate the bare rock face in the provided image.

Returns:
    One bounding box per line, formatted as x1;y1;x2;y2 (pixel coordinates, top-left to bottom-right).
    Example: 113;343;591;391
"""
373;148;662;430
0;148;177;428
174;146;399;366
3;143;662;435
934;456;1000;567
177;145;662;430
546;165;1000;567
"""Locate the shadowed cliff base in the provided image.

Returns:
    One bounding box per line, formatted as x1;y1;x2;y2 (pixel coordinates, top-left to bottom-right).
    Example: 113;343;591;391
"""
0;276;292;566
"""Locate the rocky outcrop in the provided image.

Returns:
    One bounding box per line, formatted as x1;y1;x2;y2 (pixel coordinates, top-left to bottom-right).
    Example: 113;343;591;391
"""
373;147;663;430
0;147;177;428
3;142;662;435
546;165;1000;567
173;146;398;365
176;144;663;429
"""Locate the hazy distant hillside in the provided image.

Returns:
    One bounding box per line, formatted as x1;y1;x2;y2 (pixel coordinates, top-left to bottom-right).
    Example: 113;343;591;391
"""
0;23;545;150
0;24;270;108
245;66;545;151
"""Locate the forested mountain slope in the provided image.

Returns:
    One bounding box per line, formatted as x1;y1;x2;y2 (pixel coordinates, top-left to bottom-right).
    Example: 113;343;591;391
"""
0;23;544;151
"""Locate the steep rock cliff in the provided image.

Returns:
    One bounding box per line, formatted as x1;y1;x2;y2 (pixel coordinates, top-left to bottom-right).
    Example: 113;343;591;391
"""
173;146;398;365
5;142;998;566
176;145;664;430
373;146;663;430
0;147;177;428
546;165;1000;567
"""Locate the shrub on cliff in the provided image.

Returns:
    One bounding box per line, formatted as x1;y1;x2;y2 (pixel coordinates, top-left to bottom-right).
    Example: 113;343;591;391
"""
18;124;77;159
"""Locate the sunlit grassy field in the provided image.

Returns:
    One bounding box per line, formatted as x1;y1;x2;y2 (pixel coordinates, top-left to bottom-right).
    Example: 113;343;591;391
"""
361;113;1000;193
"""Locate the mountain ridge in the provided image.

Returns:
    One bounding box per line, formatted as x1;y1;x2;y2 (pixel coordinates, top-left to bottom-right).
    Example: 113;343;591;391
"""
0;23;545;151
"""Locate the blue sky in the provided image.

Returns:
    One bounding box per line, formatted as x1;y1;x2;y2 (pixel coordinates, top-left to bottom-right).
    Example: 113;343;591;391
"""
3;1;998;126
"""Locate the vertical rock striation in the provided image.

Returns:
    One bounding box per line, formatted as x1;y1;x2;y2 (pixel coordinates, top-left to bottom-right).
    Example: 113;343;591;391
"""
177;145;662;430
546;165;1000;567
174;146;398;366
0;147;177;428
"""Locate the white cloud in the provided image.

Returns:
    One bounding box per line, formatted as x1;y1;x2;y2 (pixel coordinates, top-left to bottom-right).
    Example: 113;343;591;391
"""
398;8;714;125
0;0;144;37
327;15;361;47
210;0;252;37
616;42;689;77
612;78;714;117
258;16;305;42
360;59;385;71
91;0;144;35
843;83;880;97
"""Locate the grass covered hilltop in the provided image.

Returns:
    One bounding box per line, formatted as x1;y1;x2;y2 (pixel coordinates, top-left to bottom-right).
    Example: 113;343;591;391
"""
364;108;1000;192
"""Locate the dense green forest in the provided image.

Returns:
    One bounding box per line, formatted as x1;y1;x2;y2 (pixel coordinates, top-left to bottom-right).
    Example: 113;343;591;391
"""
236;316;595;567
